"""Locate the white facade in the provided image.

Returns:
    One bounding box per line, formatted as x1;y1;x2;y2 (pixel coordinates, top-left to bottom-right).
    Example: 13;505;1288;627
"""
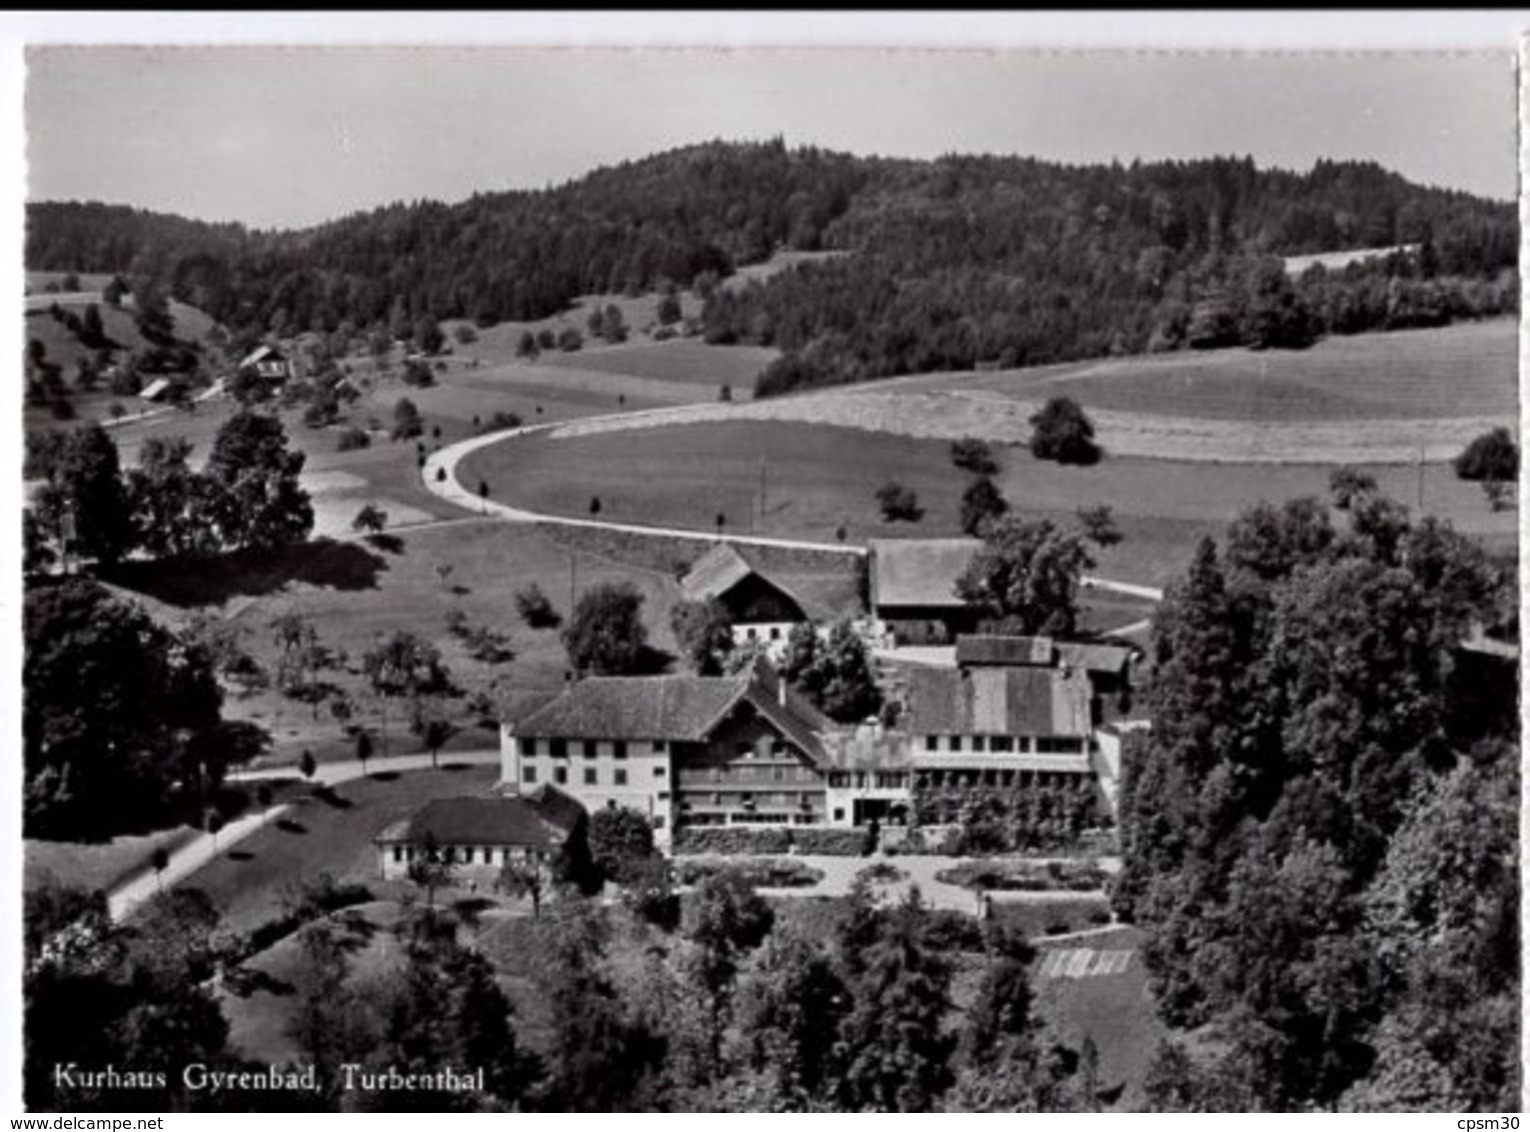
378;840;545;882
501;728;675;842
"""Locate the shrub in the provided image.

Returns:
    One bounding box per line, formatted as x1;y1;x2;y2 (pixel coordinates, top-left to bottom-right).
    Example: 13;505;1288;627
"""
1029;396;1101;465
483;410;523;433
791;827;873;856
922;910;987;953
875;481;922;523
1454;426;1518;482
672;825;791;855
336;426;371;452
673;859;823;889
951;437;1000;476
515;583;560;630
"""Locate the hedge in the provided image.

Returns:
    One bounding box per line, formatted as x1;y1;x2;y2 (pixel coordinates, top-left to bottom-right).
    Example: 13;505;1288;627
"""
674;860;824;889
672;825;871;856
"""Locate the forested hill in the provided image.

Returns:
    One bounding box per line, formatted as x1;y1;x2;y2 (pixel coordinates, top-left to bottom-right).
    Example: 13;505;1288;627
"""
27;140;1517;392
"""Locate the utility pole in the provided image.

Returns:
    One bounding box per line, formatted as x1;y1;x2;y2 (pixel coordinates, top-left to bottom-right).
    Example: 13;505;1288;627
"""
1417;439;1426;513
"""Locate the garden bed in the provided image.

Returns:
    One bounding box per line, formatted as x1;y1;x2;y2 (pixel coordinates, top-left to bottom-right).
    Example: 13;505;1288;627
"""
673;859;824;890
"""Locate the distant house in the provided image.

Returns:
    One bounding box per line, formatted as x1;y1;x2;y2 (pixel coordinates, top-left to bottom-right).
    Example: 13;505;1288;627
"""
236;344;292;385
138;377;174;403
503;663;835;843
374;785;585;882
867;538;984;645
678;543;809;654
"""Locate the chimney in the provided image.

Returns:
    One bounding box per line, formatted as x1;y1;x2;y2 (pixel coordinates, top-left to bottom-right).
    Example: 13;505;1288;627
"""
779;672;788;708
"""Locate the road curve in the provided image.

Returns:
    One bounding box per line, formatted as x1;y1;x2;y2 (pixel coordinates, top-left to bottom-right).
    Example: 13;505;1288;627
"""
422;418;1164;601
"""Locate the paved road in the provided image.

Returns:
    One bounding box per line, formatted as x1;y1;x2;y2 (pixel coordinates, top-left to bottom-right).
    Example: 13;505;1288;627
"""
423;420;1165;600
107;750;501;922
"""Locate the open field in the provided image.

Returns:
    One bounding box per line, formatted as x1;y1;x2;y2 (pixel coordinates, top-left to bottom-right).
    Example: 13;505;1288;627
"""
457;420;1514;588
536;338;777;392
861;318;1516;423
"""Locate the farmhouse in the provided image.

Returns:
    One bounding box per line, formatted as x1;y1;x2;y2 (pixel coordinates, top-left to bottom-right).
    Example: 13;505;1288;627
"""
867;538;984;646
236;344;292;385
502;662;836;844
373;785;585;882
678;542;809;655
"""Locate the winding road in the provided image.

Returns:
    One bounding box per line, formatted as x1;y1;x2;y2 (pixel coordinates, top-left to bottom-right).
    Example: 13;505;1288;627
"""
421;417;1166;601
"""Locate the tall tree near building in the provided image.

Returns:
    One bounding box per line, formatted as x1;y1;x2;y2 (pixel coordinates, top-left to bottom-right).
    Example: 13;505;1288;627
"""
37;423;135;566
562;582;650;675
956;516;1096;637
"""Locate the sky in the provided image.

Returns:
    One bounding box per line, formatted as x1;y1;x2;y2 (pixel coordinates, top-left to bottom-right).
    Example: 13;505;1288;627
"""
23;44;1521;231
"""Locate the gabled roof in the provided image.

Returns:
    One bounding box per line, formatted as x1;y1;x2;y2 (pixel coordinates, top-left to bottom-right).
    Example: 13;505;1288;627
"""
510;667;830;763
956;635;1057;667
678;542;807;619
904;664;1093;738
869;538;983;609
376;786;584;849
514;673;753;741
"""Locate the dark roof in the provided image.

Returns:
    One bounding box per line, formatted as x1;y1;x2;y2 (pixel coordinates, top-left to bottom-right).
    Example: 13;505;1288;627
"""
238;344;285;369
954;635;1134;675
376;788;584;849
514;674;752;740
679;543;756;602
904;665;1092;737
678;543;808;621
1055;641;1135;675
955;635;1057;667
868;538;982;609
510;666;831;763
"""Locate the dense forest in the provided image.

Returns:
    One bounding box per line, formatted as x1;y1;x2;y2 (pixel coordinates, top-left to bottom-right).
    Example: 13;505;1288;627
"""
1114;478;1519;1111
27;141;1517;396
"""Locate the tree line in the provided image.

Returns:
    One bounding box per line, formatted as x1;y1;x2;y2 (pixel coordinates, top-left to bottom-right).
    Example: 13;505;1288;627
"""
26;145;1514;378
1114;476;1518;1110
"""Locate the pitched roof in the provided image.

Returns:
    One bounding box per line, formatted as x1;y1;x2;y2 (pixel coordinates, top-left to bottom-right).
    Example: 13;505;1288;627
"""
376;788;584;849
868;538;983;609
679;543;757;602
509;667;831;763
678;542;808;620
513;674;752;740
1055;641;1135;675
138;377;173;401
954;635;1134;675
955;635;1057;667
904;665;1093;738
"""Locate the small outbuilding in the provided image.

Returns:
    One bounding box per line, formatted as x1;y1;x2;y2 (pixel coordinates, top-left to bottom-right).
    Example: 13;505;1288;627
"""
374;784;586;882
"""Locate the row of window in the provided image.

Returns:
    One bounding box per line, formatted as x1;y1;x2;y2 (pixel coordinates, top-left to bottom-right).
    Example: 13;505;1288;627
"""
522;738;658;758
827;772;910;790
916;768;1092;789
687;763;815;783
921;735;1088;754
524;765;643;787
685;812;820;826
390;845;535;866
681;792;818;809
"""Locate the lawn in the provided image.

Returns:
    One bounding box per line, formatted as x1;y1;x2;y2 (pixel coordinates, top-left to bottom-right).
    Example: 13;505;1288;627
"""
536;338;778;393
25;826;199;896
458;420;1514;589
185;764;498;936
870;318;1516;424
1032;926;1167;1111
